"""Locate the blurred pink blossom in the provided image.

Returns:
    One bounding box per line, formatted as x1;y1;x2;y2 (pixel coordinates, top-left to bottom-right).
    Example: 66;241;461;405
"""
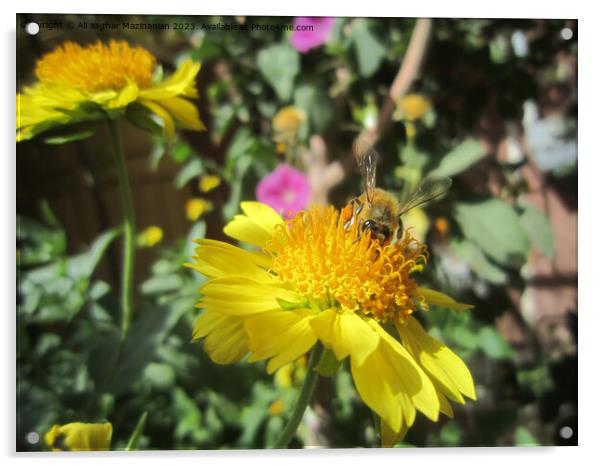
290;17;335;53
256;164;311;219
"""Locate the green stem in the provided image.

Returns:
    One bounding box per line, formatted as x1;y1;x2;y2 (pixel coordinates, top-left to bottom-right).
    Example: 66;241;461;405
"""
273;343;324;449
107;119;136;339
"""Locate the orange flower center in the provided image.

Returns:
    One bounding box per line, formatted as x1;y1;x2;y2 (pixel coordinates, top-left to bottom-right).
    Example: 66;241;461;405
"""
267;206;427;323
35;40;156;93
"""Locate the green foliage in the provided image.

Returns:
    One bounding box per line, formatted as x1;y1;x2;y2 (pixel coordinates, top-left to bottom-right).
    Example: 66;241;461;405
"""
455;200;531;268
257;43;300;101
17;15;575;450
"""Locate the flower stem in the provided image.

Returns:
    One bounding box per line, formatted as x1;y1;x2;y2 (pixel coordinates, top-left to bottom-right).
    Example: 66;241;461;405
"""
107;119;136;339
273;343;324;449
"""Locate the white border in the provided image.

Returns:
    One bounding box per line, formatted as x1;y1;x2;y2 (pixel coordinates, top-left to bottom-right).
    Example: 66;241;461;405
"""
4;1;598;465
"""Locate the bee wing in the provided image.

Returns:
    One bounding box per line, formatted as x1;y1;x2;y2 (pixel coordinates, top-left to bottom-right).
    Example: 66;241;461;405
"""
353;136;378;203
398;175;452;215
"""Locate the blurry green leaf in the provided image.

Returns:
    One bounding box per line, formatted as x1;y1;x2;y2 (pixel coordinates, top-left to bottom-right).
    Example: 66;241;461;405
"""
517;365;553;397
451;239;507;285
257;43;300;101
125;103;163;136
66;227;121;279
264;415;285;447
431;139;488;178
143;362;176;390
477;326;513;359
174;158;203;189
294;84;333;132
455;200;530;267
351;19;386;77
170;139;195;163
440;421;462;446
515;426;539;446
173;387;205;443
39;199;61;229
140;274;184;295
518;201;555;260
43;129;95;145
90;296;193;395
125;412;148;451
316;348;342;377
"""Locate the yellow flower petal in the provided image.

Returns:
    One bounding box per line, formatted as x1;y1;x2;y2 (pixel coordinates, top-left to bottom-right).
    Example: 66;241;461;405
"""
200;277;296;315
186;239;274;282
139;99;175;143
155;96;206;130
245;309;317;373
369;320;440;422
139;59;201;100
349;342;404;432
106;79;139;108
199;174;221;193
380;417;408;448
397;316;476;401
417;287;473;311
45;422;112;451
309;308;379;366
193;310;249;364
223;201;283;249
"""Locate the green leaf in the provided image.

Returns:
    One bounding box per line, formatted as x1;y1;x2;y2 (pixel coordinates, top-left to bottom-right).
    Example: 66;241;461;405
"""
515;426;539;446
431;139;488;177
43;128;94;145
257;43;300;101
125;412;148;451
125;103;163;136
174;158;203;189
294;84;333;132
440;421;462;446
477;326;513;359
316;348;342;377
454;200;530;267
518;201;555;260
140;274;184;295
66;227;121;279
451;239;508;285
351;19;386;77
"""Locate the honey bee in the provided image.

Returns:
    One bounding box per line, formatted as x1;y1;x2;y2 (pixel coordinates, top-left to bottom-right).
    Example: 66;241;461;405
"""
342;136;452;244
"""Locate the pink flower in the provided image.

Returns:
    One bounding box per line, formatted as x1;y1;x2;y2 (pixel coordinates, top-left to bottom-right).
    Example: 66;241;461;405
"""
256;164;311;219
290;17;335;54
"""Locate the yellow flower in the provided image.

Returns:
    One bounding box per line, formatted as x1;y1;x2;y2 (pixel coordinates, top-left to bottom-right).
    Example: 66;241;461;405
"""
137;225;164;247
272;106;307;134
199;174;221;193
186;198;213;221
272;106;306;152
17;40;206;143
44;422;112;451
395;94;431;122
268;399;285;416
186;202;475;445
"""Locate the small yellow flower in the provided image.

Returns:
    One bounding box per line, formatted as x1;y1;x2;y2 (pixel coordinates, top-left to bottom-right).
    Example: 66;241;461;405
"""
272;106;306;153
395;94;431;122
186;198;213;221
17;40;206;143
268;399;285;416
199;174;221;193
44;422;112;451
137;225;164;247
187;202;476;445
272;106;307;134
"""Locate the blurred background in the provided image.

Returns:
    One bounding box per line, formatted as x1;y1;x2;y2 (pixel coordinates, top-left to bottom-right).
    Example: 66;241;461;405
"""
16;14;577;450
